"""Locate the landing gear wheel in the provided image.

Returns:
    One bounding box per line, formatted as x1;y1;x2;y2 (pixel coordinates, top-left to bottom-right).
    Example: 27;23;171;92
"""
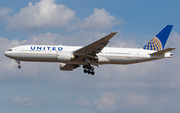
18;65;21;69
84;69;87;73
91;71;95;75
88;70;91;74
15;60;21;69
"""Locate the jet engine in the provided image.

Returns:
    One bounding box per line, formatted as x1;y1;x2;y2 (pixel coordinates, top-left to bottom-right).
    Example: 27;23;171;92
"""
57;51;75;62
60;63;80;71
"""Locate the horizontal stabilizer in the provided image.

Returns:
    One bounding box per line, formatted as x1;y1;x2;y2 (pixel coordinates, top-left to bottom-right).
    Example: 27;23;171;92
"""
150;47;176;55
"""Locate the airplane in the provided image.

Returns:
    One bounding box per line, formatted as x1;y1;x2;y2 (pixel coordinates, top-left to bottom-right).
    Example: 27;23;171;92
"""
4;25;175;75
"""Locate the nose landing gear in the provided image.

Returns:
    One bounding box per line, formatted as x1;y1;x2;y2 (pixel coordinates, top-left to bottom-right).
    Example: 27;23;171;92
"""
16;60;21;69
18;65;21;69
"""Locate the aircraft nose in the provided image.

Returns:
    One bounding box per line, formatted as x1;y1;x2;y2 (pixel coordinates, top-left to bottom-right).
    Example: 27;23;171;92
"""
4;51;9;57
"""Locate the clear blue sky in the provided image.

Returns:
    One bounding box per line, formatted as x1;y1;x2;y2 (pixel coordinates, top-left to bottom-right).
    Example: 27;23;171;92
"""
0;0;180;113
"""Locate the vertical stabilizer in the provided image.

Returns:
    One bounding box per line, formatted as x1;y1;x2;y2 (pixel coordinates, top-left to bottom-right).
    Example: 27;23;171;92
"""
142;25;173;51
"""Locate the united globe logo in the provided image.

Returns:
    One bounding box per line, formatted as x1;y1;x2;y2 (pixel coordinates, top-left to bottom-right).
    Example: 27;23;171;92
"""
143;37;163;51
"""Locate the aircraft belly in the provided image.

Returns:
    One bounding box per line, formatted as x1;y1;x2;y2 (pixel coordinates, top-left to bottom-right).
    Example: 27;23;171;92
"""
8;53;57;62
99;55;152;64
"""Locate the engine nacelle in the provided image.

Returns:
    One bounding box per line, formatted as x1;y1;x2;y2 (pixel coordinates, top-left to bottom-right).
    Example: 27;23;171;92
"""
57;51;75;62
60;63;80;71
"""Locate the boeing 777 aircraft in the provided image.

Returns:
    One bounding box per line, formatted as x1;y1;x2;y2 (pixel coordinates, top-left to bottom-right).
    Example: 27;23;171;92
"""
4;25;175;75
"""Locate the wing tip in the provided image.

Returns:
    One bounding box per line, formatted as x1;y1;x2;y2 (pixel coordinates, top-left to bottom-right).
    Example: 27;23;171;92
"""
111;32;118;34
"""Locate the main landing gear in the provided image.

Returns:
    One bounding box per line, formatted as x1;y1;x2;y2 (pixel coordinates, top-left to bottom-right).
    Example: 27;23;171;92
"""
83;64;95;75
16;60;21;69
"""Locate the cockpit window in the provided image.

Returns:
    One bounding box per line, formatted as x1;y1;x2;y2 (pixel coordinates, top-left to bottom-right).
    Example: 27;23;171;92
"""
8;49;12;51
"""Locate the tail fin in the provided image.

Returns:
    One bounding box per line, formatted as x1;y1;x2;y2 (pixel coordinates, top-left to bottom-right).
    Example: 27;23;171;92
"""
142;25;173;51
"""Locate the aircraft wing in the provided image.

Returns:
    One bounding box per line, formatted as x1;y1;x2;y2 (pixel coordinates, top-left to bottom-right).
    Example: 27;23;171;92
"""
73;32;117;60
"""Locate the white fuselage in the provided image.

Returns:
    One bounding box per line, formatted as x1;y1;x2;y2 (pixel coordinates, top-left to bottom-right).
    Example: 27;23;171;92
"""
4;45;172;65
